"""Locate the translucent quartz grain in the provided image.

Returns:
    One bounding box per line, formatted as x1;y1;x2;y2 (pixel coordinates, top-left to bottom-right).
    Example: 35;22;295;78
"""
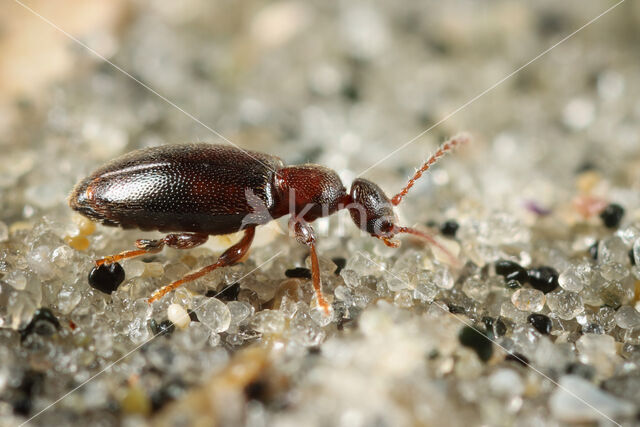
414;270;438;302
291;310;326;347
250;309;286;334
386;272;410;292
597;236;628;265
192;297;231;333
501;302;528;323
614;306;640;329
576;334;617;377
577;306;617;333
511;289;545;312
57;283;82;314
433;265;454;289
344;252;386;276
391;250;422;276
310;304;334;327
393;290;413;308
126;260;146;278
27;246;53;280
600;281;634;307
334;285;353;305
132;299;152;320
622;327;640;345
209;332;221;347
5;271;27;290
227;301;252;327
51;245;74;268
142;262;164;278
340;269;360;288
462;277;490;302
599;262;628;281
128;317;150;344
558;262;590;292
546;290;584;320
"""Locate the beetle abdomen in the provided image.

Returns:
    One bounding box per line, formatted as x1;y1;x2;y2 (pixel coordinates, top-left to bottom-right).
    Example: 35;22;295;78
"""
70;144;284;234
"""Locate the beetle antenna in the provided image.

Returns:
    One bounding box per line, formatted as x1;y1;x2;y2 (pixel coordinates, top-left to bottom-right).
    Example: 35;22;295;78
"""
394;226;461;267
391;133;470;206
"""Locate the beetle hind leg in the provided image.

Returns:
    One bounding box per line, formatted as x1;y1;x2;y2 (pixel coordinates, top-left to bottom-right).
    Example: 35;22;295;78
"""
148;227;255;304
95;233;209;266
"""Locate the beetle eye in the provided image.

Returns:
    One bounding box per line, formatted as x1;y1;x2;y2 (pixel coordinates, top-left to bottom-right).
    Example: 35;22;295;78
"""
373;218;395;237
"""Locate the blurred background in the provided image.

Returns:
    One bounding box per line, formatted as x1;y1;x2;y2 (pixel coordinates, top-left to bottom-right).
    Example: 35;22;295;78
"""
2;1;640;425
2;0;639;228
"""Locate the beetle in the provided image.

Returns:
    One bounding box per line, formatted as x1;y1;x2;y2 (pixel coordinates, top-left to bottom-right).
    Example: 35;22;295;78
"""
69;133;468;314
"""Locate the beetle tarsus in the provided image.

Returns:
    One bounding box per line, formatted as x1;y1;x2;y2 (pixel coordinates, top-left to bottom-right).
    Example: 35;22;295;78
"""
95;249;149;266
309;241;331;316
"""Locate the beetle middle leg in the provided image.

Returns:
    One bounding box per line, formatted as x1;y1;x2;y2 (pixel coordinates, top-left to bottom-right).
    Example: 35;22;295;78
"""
147;227;256;303
289;219;330;316
95;233;209;266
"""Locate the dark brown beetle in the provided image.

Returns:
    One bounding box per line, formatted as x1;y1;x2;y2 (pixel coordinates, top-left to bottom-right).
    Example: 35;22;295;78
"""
69;134;468;314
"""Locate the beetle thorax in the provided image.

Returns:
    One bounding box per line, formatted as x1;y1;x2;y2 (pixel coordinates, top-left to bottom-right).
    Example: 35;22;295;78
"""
275;165;349;222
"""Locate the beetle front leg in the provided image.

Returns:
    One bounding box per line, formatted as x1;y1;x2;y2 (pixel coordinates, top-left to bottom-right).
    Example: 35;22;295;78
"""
147;228;255;303
95;233;209;266
289;218;330;316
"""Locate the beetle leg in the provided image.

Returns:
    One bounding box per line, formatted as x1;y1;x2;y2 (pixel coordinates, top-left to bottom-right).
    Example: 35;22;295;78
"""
95;233;209;266
95;248;155;267
148;228;255;303
289;219;330;316
163;233;209;249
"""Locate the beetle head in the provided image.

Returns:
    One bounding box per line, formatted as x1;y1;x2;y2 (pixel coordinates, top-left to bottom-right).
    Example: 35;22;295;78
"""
348;178;461;265
348;178;400;246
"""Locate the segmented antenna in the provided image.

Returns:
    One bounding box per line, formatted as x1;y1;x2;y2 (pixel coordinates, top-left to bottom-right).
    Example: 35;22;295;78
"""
391;133;470;206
